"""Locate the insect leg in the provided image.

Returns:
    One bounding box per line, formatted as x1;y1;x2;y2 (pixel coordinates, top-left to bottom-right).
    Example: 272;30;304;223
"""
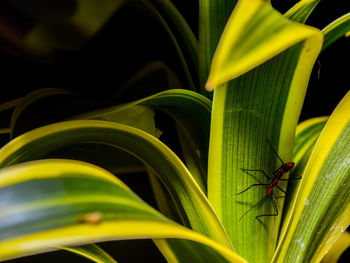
256;194;279;218
241;168;271;180
276;185;286;194
236;184;269;195
239;195;268;221
266;138;284;165
279;173;302;181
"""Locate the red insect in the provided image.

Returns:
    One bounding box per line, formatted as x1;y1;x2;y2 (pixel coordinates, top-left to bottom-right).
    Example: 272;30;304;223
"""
237;139;301;221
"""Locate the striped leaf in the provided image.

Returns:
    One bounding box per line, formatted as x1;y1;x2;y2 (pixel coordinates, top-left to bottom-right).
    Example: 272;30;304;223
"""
284;0;319;23
280;116;328;241
274;91;350;262
322;13;350;51
0;120;231;249
199;0;238;93
0;159;244;262
206;0;323;262
72;89;211;193
321;231;350;263
206;0;322;90
60;244;118;263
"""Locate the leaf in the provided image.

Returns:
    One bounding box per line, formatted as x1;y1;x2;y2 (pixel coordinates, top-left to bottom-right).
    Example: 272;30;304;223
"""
148;0;199;89
293;116;328;169
113;60;182;101
59;244;117;263
284;0;320;24
71;89;211;193
206;0;323;262
205;0;322;90
321;230;350;263
0;120;231;248
274;91;350;263
199;0;238;93
0;159;244;262
322;13;350;51
280;116;328;240
10;88;114;138
48;143;146;176
10;88;74;137
311;204;350;263
132;0;197;91
0;98;22;134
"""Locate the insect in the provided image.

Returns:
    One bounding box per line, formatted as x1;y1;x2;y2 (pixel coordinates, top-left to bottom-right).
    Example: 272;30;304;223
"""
237;139;301;221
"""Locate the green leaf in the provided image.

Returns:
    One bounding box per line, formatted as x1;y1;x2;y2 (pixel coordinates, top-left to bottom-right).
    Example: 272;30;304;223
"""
148;0;199;88
113;60;182;100
284;0;320;23
293;116;328;169
9;88;114;138
0;159;244;262
0;120;231;249
311;205;350;263
280;116;328;239
49;143;146;176
60;244;118;263
205;0;322;90
199;0;238;93
321;231;350;263
132;0;196;91
72;89;211;193
274;92;350;263
0;98;22;135
10;88;74;137
322;13;350;51
206;0;323;262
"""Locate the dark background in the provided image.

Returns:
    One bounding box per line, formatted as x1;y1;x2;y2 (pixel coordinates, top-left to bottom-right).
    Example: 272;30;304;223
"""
0;0;348;122
1;0;348;262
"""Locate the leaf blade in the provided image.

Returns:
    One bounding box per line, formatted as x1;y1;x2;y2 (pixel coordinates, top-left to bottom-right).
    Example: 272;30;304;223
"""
0;120;231;249
0;159;244;262
274;92;350;262
322;13;350;51
59;244;118;263
205;0;323;90
206;0;323;261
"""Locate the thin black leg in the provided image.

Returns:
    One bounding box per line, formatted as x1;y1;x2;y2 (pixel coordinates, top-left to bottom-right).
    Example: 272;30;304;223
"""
236;184;268;195
280;172;302;181
239;195;268;221
266;138;284;165
241;168;271;180
275;196;286;199
276;185;286;194
256;194;278;218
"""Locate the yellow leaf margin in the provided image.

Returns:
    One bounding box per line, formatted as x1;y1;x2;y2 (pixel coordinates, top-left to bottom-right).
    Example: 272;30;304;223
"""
205;0;323;90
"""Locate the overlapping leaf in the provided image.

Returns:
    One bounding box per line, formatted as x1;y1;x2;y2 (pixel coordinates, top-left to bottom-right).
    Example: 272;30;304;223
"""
280;116;328;235
0;120;231;249
71;89;211;192
274;92;350;263
0;159;244;262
